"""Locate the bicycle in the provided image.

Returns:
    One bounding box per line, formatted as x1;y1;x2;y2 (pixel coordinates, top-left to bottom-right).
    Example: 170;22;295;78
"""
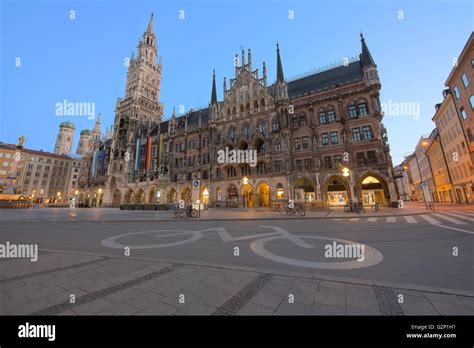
344;201;365;213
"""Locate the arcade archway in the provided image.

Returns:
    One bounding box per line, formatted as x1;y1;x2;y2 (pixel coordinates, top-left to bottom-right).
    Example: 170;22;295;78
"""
324;177;349;206
257;182;271;207
112;190;121;208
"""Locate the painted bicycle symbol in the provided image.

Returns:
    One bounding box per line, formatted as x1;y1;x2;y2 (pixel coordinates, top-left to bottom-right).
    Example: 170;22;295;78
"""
101;226;383;269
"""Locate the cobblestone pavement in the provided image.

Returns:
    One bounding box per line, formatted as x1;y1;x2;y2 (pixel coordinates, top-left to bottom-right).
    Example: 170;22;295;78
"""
1;250;473;315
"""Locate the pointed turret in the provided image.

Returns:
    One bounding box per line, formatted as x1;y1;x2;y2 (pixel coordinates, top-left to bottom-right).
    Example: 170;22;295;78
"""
211;70;218;105
360;33;375;67
147;13;154;33
93;112;101;132
276;43;285;83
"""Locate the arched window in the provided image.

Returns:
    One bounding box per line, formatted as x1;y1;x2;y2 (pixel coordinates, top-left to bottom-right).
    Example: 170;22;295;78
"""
274;140;282;152
327;107;336;122
358;100;368;116
348;101;357;118
260;98;266;107
319;108;327;124
254;100;259;109
272;117;280;131
242;124;250;138
299;113;307;127
228;127;236;141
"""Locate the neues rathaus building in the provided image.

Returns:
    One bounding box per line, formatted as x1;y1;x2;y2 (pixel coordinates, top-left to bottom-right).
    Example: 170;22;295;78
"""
83;15;398;209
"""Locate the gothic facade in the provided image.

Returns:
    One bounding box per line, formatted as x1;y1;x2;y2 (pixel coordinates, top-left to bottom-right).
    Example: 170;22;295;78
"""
100;15;398;209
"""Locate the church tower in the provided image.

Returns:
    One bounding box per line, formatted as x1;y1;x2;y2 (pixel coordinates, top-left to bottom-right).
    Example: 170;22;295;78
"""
108;13;164;182
54;121;75;155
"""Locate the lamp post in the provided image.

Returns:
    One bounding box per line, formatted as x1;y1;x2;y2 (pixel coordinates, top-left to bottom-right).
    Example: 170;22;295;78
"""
243;176;248;211
341;166;355;203
202;188;209;210
197;199;201;217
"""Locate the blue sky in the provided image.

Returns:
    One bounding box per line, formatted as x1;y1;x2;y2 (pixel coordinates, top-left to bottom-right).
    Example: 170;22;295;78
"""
1;0;472;164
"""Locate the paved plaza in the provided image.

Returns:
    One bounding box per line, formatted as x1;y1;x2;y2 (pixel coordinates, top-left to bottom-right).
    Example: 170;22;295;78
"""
0;203;473;315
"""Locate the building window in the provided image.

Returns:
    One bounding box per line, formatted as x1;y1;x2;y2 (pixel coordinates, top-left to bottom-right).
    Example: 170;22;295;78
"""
352;128;362;142
304;159;312;171
366;150;377;164
294;138;301;150
358;103;368;116
319;112;327;124
299;116;307;127
327;110;336;123
461;73;469;88
362;126;373;140
348;105;357;118
321;133;329;146
302;137;309;149
295;160;303;171
469;95;474;110
333;154;341;166
324;156;332;169
272;119;279;131
460;107;467;120
274;160;282;173
274;141;282;152
356;152;365;165
330;132;338;144
453;86;460;99
293;118;298;129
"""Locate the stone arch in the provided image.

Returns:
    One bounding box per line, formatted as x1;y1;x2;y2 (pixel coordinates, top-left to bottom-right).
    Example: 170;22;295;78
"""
241;182;254;208
148;188;156;203
124;188;134;204
215;187;223;202
112;189;122;208
167;187;177;203
180;186;192;203
136;188;145;203
322;175;350;206
356;171;390;206
294;177;316;203
239;139;248;150
256;181;271;207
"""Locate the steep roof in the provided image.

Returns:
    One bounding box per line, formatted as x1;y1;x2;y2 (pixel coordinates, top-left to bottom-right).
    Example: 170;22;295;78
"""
287;60;364;99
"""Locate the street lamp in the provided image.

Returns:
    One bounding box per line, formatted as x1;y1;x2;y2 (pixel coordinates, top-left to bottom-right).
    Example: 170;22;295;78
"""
243;176;248;211
202;188;209;210
196;199;201;217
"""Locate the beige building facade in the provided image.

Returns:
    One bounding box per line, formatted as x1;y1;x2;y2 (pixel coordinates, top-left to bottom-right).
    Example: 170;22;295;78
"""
433;89;473;203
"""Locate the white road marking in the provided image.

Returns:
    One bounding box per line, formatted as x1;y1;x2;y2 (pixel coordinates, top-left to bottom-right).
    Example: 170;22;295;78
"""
431;213;467;225
404;216;418;224
349;218;359;221
441;212;474;222
250;235;383;269
367;217;377;222
386;217;396;223
420;215;441;224
450;211;474;217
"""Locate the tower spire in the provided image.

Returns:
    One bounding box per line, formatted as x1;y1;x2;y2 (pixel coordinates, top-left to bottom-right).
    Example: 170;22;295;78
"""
94;112;101;131
147;13;154;33
276;42;285;83
360;32;375;66
211;69;217;105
